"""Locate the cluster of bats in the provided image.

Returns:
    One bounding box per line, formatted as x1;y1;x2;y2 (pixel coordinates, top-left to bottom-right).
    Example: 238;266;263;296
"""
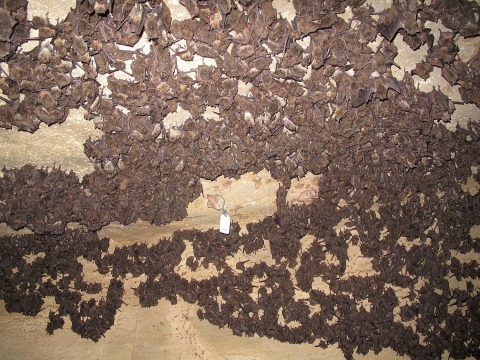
0;0;480;358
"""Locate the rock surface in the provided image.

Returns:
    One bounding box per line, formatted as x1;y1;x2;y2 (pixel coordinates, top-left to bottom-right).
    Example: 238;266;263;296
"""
1;0;480;359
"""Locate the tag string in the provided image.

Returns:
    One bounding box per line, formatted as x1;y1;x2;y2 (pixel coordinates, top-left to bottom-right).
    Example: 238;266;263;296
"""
215;193;227;215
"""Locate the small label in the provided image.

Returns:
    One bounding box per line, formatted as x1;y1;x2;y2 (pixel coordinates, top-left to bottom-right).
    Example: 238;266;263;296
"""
220;214;230;234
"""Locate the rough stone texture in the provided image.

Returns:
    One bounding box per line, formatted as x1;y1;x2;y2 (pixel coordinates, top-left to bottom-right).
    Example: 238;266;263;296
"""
98;169;281;248
0;0;480;359
0;109;102;180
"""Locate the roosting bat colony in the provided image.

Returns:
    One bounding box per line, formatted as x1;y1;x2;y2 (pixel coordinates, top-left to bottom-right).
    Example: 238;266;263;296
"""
0;0;480;358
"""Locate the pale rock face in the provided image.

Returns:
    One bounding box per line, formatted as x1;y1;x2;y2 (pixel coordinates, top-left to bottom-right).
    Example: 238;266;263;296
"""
0;108;102;180
1;0;480;359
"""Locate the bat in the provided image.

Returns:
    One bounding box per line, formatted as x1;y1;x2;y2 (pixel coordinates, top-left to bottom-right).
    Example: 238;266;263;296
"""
352;75;401;107
377;2;419;42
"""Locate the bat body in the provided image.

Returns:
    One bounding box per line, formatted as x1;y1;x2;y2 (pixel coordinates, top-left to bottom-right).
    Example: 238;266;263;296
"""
353;76;401;108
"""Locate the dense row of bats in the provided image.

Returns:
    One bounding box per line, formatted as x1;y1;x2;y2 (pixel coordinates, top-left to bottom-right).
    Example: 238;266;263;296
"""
0;0;480;358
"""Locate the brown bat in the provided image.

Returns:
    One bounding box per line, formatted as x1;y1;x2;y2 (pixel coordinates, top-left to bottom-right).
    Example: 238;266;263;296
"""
377;2;419;41
352;75;401;107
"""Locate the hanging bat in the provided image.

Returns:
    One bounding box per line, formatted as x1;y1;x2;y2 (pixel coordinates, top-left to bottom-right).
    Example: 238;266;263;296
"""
352;75;401;107
377;2;419;42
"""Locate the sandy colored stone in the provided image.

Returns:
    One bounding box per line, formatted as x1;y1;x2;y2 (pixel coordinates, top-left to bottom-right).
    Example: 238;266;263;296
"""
164;0;191;22
98;169;280;250
162;104;193;130
286;172;320;206
448;104;480;132
272;0;295;22
0;223;33;236
0;294;405;360
0;108;103;180
457;36;480;63
1;1;480;359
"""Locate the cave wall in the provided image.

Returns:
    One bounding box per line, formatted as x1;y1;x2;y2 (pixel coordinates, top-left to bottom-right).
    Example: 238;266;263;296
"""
1;0;480;359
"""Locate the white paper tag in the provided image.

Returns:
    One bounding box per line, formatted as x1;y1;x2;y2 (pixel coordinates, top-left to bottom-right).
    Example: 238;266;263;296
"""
219;214;230;234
